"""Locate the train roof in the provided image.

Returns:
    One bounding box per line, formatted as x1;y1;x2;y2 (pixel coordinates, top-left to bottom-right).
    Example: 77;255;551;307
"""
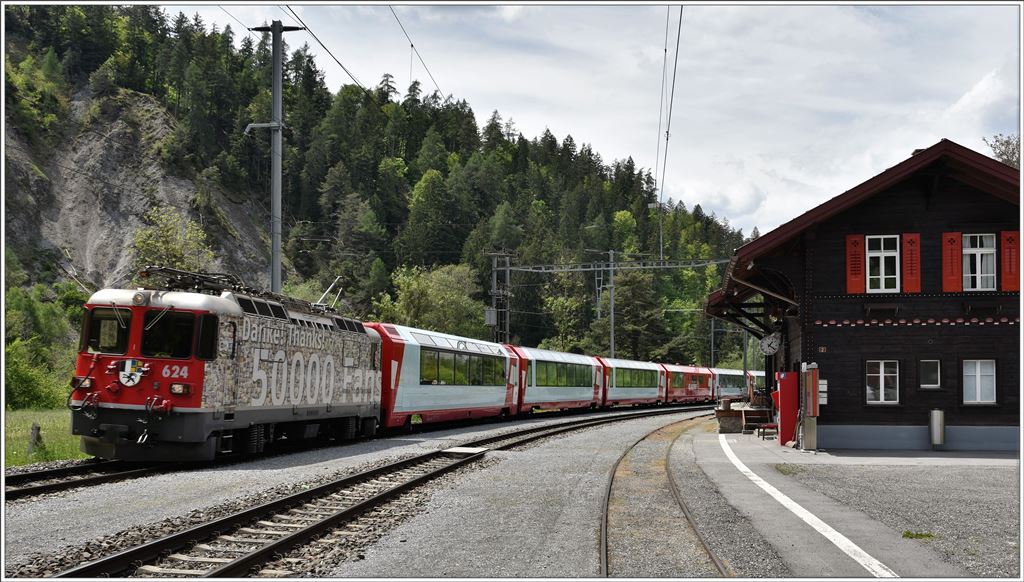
709;367;766;376
661;363;713;374
377;323;507;356
597;357;662;371
88;289;244;315
512;346;597;365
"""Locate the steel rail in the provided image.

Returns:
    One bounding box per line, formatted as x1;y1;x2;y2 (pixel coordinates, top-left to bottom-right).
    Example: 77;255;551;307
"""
5;463;166;501
600;415;729;577
665;421;734;577
4;459;121;486
599;430;653;576
56;405;711;578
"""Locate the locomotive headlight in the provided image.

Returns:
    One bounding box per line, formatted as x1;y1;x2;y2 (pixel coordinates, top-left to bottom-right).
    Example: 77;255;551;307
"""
71;376;93;389
169;383;191;395
132;292;148;306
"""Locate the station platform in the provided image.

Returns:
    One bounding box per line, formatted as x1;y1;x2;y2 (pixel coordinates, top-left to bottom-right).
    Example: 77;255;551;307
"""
692;428;1018;577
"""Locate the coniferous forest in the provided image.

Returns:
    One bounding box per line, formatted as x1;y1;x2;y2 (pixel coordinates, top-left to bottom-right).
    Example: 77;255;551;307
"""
5;6;759;409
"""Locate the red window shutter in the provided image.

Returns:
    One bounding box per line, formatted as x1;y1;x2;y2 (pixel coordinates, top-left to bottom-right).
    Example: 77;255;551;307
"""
1001;231;1019;292
941;232;962;292
902;233;921;293
845;234;865;294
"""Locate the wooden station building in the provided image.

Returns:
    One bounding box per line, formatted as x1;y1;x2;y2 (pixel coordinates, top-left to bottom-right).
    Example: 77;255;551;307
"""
705;139;1020;450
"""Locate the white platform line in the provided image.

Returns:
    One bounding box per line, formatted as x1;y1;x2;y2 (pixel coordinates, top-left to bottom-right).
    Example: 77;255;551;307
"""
718;435;898;578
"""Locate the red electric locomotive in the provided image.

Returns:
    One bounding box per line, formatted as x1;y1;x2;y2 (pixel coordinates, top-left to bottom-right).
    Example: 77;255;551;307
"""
69;269;381;461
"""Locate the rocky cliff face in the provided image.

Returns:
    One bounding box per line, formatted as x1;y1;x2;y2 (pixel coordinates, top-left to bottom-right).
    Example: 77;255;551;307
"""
4;87;272;290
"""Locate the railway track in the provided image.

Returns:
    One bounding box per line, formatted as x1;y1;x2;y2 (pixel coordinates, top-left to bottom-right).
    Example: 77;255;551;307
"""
4;460;167;501
56;405;711;578
600;417;732;577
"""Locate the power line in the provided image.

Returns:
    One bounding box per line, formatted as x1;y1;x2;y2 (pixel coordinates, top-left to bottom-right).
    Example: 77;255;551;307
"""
657;7;683;224
652;6;670;204
218;5;259;42
388;5;445;97
284;5;366;90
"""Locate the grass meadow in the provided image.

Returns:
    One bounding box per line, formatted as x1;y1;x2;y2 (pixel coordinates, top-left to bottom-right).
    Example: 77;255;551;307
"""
4;408;89;466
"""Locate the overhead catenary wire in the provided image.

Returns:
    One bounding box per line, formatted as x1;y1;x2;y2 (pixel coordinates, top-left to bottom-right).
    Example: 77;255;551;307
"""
657;7;683;222
218;5;260;42
652;6;670;206
388;5;445;98
284;5;366;90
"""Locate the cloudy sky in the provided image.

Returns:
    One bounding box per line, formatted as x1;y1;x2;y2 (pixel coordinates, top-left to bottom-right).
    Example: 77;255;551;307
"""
170;3;1020;234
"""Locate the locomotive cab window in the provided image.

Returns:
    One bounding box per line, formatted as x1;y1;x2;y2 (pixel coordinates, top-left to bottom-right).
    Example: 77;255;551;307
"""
196;314;219;360
83;307;132;355
142;310;195;359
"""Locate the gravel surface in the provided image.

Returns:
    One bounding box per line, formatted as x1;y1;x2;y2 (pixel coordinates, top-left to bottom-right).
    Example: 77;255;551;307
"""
4;457;99;477
330;410;710;577
4;407;707;576
4;454;418;578
259;457;502;577
787;464;1020;578
669;419;792;578
606;418;720;577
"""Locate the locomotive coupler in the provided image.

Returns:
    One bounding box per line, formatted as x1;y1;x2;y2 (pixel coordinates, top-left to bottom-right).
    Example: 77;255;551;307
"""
77;391;101;419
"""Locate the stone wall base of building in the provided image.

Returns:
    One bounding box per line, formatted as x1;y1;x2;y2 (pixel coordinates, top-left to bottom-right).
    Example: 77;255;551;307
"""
817;424;1019;451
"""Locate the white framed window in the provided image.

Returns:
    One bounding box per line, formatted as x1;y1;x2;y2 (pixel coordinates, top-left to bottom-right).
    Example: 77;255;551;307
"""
963;359;996;404
919;360;941;389
866;235;900;293
963;234;997;291
866;360;899;403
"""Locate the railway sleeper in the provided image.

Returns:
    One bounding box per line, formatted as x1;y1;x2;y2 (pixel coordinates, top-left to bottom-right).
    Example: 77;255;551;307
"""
258;520;305;529
168;554;234;564
137;565;210;577
237;526;292;536
193;544;249;554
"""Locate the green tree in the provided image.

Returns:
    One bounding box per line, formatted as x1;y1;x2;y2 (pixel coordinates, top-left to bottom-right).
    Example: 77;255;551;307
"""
373;264;488;339
396;169;461;266
132;205;214;275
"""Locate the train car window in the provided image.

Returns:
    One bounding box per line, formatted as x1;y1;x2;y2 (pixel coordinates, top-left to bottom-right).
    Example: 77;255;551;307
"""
253;300;273;318
290;318;299;326
196;314;219;360
455;353;469;385
412;332;434;345
438;351;455;385
142;311;195;359
269;304;287;319
497;358;507;385
354;321;366;334
237;297;258;314
556;364;566;387
485;356;498;386
84;307;132;355
420;348;438;384
575;364;585;386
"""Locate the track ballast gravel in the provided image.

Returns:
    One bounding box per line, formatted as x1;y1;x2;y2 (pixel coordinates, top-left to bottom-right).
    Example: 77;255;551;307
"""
329;410;715;577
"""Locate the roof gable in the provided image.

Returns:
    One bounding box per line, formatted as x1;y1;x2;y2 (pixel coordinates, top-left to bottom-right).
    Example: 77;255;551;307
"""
734;139;1019;265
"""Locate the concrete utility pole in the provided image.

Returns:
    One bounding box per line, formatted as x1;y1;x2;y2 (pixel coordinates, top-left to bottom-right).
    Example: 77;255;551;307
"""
608;249;616;358
246;20;302;293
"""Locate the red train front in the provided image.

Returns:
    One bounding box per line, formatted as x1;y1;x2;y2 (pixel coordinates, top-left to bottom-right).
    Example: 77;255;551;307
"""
69;288;225;461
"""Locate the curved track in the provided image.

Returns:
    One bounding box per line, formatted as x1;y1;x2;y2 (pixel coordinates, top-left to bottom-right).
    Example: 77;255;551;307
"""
56;406;711;578
600;417;731;577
